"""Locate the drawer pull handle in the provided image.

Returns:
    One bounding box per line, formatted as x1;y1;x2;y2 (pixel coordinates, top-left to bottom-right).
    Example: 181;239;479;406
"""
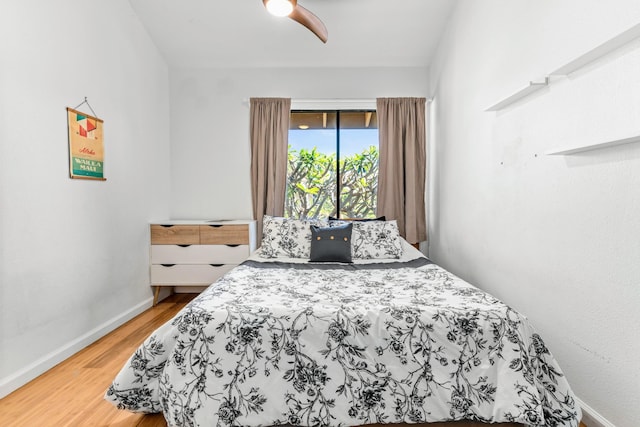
160;224;174;228
177;244;191;248
208;224;224;228
209;264;224;267
226;244;240;248
160;264;176;267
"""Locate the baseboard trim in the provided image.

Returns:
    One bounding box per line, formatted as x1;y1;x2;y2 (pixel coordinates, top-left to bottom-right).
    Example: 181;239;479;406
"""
577;396;616;427
0;297;153;399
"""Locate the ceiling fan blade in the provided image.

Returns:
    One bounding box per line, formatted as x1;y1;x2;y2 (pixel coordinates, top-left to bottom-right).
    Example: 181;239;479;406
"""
289;4;328;43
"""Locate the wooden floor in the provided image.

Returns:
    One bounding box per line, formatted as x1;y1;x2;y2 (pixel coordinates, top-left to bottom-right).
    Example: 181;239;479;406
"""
0;294;588;427
0;293;197;427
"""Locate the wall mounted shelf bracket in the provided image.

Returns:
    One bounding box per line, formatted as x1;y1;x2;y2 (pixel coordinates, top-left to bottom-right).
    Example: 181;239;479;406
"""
485;77;549;111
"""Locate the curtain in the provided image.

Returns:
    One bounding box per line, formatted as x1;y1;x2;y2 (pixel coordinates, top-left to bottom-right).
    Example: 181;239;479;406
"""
376;97;427;244
250;97;291;239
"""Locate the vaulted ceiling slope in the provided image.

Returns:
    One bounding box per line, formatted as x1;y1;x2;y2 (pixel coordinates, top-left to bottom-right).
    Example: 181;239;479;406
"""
129;0;457;68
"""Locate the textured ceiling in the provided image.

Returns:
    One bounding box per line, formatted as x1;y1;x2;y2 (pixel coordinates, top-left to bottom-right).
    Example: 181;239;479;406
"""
129;0;457;68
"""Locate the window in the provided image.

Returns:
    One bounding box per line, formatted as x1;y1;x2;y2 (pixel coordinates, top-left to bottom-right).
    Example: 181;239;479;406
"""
285;110;379;219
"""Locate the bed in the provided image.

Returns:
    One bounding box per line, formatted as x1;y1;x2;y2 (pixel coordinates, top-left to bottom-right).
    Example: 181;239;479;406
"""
106;217;581;427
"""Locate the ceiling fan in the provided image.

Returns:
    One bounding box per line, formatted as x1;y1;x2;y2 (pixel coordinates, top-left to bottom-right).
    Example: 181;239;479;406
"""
262;0;328;43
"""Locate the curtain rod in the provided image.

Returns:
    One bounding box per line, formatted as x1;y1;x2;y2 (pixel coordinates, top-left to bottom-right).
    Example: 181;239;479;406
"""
243;98;430;109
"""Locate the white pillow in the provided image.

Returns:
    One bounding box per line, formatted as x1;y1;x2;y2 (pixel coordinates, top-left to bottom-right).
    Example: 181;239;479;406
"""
330;219;403;259
260;215;328;258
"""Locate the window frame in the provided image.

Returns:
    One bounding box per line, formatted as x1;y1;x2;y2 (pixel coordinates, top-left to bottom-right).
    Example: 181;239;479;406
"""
287;101;379;219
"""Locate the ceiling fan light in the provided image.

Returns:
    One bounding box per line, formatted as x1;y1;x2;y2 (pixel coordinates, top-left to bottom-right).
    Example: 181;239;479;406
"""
265;0;294;17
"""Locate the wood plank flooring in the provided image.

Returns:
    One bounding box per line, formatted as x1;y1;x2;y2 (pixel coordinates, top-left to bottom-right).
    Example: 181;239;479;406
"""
0;293;197;427
0;294;588;427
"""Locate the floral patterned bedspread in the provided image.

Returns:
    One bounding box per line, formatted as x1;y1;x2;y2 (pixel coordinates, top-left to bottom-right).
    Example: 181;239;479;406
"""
105;258;580;427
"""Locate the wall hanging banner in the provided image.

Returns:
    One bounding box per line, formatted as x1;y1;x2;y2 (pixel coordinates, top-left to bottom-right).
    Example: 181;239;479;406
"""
66;107;105;180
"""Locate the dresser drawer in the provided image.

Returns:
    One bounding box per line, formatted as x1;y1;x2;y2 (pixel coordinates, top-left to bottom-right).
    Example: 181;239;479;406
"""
151;225;200;245
200;224;250;245
151;264;236;285
151;244;250;264
149;220;256;305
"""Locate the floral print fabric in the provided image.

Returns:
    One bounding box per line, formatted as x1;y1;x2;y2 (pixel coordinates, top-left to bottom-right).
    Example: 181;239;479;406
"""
260;215;328;258
106;260;580;427
330;220;403;259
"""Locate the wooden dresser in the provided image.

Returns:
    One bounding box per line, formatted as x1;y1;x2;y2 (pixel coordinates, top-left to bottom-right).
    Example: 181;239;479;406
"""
150;220;257;305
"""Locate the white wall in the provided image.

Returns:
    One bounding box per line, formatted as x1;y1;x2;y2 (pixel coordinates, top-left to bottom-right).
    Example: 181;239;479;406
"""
168;67;428;220
429;1;640;426
0;0;171;396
